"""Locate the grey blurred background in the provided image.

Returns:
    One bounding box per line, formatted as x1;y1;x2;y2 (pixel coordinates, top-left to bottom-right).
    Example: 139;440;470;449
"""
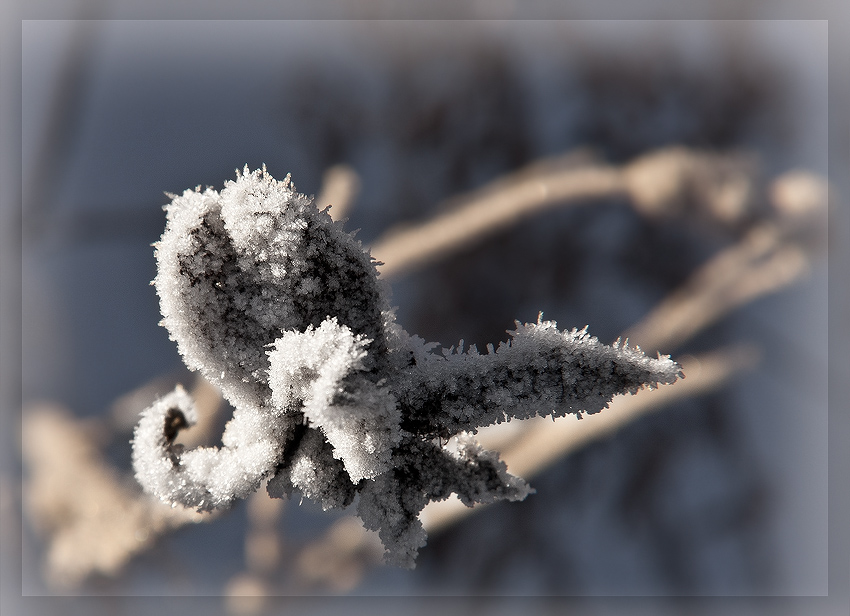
9;12;841;615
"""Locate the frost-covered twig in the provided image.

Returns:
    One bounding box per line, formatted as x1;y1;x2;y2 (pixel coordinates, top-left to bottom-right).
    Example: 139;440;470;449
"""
420;344;760;532
20;164;364;592
131;166;681;567
24;154;826;587
293;344;760;579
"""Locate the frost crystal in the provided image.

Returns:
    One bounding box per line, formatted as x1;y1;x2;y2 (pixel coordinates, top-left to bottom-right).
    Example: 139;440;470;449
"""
132;166;682;567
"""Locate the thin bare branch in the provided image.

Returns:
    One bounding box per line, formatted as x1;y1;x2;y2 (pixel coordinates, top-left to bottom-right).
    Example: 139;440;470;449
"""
316;164;361;222
292;516;384;593
371;157;625;279
224;486;286;615
623;171;828;353
371;147;760;279
624;224;809;352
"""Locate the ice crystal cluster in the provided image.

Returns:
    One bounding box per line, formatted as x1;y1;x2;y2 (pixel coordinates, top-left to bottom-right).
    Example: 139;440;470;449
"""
132;166;682;567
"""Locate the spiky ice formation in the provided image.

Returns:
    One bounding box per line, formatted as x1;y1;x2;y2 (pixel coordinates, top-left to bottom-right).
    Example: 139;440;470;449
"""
132;167;682;566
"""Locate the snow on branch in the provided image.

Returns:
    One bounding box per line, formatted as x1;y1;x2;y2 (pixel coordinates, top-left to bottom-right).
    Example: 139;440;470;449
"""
131;166;681;566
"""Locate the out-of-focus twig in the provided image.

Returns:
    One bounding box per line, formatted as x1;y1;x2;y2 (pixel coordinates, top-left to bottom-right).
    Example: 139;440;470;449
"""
24;17;101;240
624;146;757;224
292;516;384;593
316;164;361;222
22;404;210;589
769;170;830;224
371;147;759;279
224;486;285;615
176;374;224;449
244;488;285;575
371;156;624;278
624;223;808;352
623;170;829;353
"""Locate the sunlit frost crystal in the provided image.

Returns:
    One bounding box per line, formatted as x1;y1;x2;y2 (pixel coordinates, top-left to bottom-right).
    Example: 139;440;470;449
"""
132;166;682;567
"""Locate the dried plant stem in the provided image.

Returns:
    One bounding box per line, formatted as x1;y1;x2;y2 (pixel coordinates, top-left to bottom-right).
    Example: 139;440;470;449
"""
623;222;810;353
372;159;625;278
224;486;285;616
292;516;384;592
371;147;760;279
316;164;361;222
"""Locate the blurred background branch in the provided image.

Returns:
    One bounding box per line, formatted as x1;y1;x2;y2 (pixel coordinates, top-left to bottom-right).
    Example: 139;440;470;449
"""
372;147;765;280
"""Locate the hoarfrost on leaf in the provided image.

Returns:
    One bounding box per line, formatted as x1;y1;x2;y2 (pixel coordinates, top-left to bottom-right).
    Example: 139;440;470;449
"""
132;166;682;566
